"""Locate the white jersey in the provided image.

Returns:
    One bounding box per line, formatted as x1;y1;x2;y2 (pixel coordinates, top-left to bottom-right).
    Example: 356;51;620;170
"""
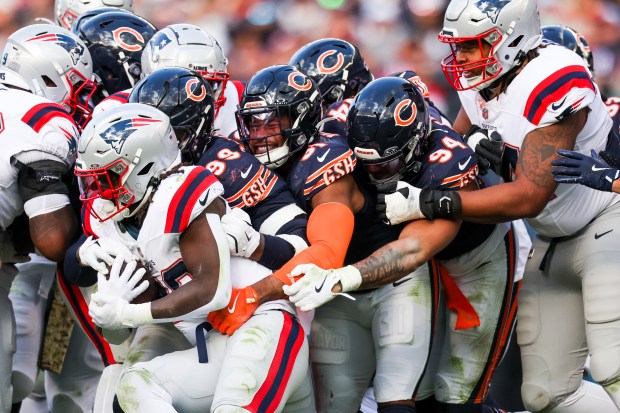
459;44;618;237
0;86;79;229
213;80;241;137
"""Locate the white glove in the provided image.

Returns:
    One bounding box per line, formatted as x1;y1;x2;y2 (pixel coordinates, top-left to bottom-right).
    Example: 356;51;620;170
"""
88;257;152;329
376;181;425;225
77;236;135;274
221;208;261;258
283;264;361;311
0;231;31;267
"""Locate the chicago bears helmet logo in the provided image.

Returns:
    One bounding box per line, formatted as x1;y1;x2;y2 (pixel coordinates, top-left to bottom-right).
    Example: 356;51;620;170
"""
317;50;345;74
100;118;162;154
474;0;512;23
26;33;85;65
288;71;312;91
185;78;207;102
394;99;417;127
112;27;145;52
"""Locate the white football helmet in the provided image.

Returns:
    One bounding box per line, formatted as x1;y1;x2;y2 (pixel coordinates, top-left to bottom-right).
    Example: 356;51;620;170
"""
0;24;97;128
75;103;180;222
141;24;230;109
55;0;134;29
438;0;542;91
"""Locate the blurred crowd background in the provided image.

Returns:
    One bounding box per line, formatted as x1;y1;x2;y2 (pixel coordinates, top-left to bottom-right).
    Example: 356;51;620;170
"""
2;0;620;120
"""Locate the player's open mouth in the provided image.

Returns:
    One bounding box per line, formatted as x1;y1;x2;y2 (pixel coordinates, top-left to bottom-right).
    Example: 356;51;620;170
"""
254;143;278;154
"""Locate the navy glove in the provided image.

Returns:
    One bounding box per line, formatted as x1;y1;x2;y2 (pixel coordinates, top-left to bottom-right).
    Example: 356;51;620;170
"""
551;149;620;192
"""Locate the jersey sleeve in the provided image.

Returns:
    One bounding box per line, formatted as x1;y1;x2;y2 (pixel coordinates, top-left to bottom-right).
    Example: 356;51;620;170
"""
295;135;357;202
163;166;224;234
524;64;596;127
322;98;353;136
419;126;478;190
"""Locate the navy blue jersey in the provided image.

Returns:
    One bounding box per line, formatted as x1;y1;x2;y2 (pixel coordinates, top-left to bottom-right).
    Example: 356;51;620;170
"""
410;121;495;259
286;132;356;212
285;132;403;267
198;135;307;269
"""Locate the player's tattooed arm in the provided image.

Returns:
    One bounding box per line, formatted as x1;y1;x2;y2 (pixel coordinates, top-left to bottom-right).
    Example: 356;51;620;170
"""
349;218;459;290
30;205;78;261
458;109;587;222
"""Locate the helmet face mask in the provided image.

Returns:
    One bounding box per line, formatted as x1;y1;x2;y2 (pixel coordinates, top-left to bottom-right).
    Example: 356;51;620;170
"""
141;24;229;110
439;28;504;91
129;67;215;164
237;65;322;169
75;103;181;222
347;77;430;186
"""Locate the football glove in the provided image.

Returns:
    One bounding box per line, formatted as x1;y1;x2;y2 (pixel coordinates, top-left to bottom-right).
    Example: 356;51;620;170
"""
77;236;135;274
207;286;259;335
463;125;503;176
283;264;359;311
221;208;261;258
552;149;620;192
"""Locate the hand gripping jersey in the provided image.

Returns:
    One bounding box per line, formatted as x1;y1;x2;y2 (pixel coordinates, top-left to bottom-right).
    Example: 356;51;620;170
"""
412;121;497;259
0;86;79;229
459;44;618;237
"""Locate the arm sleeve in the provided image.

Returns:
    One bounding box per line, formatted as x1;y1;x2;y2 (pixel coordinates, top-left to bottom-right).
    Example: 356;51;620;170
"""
62;233;98;287
270;202;354;285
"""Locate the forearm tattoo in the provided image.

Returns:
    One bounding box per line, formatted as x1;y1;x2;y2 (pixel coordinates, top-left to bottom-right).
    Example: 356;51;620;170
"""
356;247;406;289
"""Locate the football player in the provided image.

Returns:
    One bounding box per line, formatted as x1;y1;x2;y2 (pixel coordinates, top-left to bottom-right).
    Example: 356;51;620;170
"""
378;0;620;411
0;23;86;413
209;64;435;412
77;103;313;412
284;76;527;412
0;23;102;412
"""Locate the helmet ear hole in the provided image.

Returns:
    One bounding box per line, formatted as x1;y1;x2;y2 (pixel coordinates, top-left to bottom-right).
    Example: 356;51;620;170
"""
137;162;154;176
41;75;57;87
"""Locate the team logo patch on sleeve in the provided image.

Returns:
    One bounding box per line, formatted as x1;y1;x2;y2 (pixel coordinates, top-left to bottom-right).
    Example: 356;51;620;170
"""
100;118;162;154
25;33;84;65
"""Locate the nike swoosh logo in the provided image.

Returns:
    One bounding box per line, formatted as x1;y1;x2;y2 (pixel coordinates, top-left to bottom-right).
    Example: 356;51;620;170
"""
595;229;613;239
551;97;567;111
392;277;412;287
592;165;610;172
227;292;241;313
317;149;331;163
240;164;253;179
198;190;210;206
458;156;472;171
315;277;328;293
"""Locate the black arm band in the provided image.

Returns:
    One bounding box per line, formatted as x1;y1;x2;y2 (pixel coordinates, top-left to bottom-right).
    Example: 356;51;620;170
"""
420;188;462;220
14;158;70;202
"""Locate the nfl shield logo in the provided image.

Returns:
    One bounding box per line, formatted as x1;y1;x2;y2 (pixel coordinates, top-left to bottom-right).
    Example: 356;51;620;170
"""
482;107;489;120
